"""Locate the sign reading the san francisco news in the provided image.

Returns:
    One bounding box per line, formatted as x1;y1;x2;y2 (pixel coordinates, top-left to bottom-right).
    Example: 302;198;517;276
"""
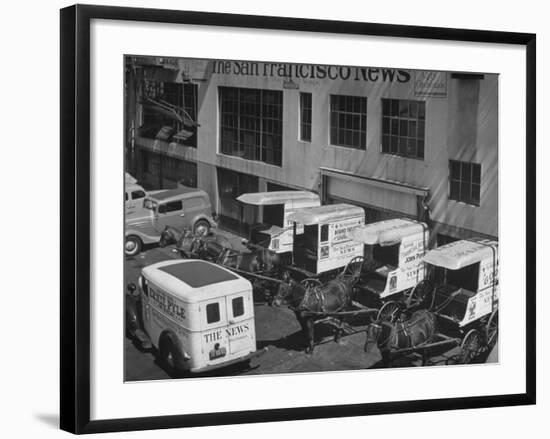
414;70;447;97
213;60;411;83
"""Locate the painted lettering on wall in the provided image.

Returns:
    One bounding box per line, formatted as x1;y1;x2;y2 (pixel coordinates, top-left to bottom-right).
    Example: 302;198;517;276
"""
213;61;411;83
414;70;447;97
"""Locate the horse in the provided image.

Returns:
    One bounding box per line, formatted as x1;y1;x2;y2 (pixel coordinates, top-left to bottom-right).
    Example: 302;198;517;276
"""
364;309;437;366
159;225;184;248
274;275;356;354
219;247;281;273
177;229;232;262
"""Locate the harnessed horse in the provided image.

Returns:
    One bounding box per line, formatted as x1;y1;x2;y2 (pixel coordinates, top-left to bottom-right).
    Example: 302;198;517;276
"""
364;309;437;366
160;226;231;262
274;275;356;354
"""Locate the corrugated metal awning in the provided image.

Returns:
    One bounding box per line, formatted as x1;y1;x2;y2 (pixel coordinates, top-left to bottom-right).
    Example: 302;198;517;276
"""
320;167;429;197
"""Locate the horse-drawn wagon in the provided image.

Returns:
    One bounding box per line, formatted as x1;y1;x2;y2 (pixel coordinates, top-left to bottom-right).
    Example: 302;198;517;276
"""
164;226;286;304
236;191;320;261
347;218;429;321
285;203;365;281
365;238;499;366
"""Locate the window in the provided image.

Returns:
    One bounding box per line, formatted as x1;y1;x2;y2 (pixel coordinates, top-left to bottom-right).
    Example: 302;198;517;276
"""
381;99;425;159
131;190;145;200
158;200;183;214
449;160;481;205
320;224;329;242
206;303;220;324
140;80;198;147
299;92;312;142
219;87;283;166
232;297;244;317
330;95;367;149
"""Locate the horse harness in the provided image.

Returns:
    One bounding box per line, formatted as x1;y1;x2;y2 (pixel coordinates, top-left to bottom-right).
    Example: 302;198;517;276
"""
294;280;347;314
381;312;435;350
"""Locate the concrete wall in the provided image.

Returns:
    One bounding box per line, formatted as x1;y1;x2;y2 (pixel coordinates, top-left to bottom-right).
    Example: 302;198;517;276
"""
130;59;498;239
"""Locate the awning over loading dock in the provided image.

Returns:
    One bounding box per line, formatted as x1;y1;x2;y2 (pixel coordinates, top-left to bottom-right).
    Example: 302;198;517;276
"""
320;167;429;219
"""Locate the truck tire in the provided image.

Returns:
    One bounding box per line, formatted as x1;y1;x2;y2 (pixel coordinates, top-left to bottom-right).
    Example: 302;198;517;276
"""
159;337;178;375
125;235;142;257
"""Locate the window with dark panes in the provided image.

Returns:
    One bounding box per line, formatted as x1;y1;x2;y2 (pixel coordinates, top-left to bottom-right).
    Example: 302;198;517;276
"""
131;190;146;200
219;87;283;166
206;302;220;324
320;224;329;242
140;80;198;147
158;200;183;214
299;92;312;142
330;95;367;149
232;297;245;318
449;160;481;205
381;99;425;159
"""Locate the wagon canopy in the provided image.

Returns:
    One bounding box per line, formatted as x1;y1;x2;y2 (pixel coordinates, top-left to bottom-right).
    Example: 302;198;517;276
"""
236;191;319;206
287;204;364;225
424;239;498;270
348;218;427;246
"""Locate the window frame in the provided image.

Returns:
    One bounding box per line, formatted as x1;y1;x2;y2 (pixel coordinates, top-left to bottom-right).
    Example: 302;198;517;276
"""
139;80;198;147
205;302;221;324
381;98;426;160
329;94;367;150
448;159;481;206
158;200;183;214
219;86;283;167
231;296;245;318
299;92;312;142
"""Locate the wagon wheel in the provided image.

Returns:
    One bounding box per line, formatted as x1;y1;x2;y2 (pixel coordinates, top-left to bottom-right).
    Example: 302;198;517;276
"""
459;328;483;364
405;280;434;309
485;309;498;349
376;300;403;323
301;278;323;289
341;256;364;280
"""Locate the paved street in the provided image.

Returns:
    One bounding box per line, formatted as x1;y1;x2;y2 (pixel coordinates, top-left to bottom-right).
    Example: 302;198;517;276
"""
124;229;383;381
124;228;496;382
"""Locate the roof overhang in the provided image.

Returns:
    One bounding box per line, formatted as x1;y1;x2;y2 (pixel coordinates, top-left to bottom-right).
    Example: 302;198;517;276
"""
349;219;427;246
287;204;364;225
320;167;429;197
424;239;498;270
237;191;319;206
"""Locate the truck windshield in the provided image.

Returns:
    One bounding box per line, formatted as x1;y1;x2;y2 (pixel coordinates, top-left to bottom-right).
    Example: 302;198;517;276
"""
143;199;157;211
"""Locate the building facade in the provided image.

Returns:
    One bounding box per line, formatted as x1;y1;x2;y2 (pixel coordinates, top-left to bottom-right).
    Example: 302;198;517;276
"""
125;56;498;243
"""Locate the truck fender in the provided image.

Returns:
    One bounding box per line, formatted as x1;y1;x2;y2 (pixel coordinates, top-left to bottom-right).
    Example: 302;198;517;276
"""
192;214;218;230
158;330;189;371
125;292;142;333
125;229;159;245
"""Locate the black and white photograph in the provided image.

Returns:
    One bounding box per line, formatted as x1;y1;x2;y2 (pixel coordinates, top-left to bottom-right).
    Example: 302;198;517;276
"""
123;55;499;381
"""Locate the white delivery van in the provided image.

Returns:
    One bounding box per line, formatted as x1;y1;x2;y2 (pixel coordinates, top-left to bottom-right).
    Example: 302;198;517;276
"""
128;259;266;374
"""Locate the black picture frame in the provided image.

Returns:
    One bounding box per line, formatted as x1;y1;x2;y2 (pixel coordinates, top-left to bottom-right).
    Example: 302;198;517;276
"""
60;4;536;434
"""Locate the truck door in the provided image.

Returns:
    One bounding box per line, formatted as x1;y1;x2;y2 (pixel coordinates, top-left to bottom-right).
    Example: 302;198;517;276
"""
200;299;230;364
126;189;146;215
225;292;254;356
